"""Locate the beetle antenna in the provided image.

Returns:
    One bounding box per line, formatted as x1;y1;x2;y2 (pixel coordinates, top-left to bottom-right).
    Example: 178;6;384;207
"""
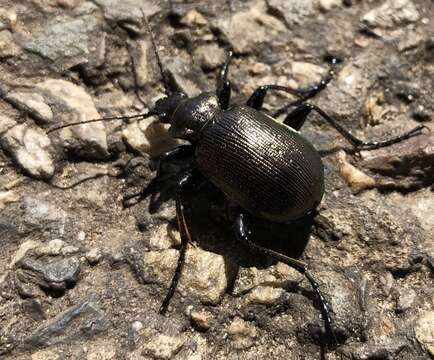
46;111;157;134
142;12;171;95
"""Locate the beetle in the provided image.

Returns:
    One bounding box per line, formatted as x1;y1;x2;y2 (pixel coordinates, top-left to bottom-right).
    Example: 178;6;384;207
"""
48;22;426;344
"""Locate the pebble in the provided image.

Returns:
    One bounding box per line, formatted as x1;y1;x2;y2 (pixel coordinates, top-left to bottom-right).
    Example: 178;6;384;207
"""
232;262;300;297
5;91;53;124
140;331;185;359
122;118;179;157
0;9;17;31
133;39;152;87
85;248;103;265
142;247;232;305
361;0;420;29
147;223;181;250
244;285;284;305
19;257;81;290
36;79;109;160
193;44;226;70
318;0;342;12
415;311;434;356
180;9;208;27
266;0;315;27
395;287;416;313
216;1;285;54
1;123;55;179
337;150;376;192
0;29;19;58
0;190;19;210
226;317;257;350
190;310;212;331
289;61;327;89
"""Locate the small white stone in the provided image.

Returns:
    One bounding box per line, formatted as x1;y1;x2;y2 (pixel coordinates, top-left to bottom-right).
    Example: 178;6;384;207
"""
7;91;53;123
1;124;55;179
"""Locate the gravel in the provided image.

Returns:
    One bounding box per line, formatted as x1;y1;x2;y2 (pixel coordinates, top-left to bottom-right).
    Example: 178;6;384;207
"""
0;0;433;359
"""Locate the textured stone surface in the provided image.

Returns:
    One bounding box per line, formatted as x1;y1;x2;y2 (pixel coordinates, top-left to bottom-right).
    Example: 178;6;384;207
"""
0;1;433;359
142;247;233;305
1;124;55;179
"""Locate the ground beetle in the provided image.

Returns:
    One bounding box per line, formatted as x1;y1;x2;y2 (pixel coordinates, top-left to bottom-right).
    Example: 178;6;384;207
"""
48;20;426;344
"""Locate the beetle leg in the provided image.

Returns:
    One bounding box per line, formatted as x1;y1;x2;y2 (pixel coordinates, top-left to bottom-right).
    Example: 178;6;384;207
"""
284;103;427;150
246;74;332;111
234;212;336;343
122;145;196;208
154;145;196;177
216;51;233;110
159;169;203;314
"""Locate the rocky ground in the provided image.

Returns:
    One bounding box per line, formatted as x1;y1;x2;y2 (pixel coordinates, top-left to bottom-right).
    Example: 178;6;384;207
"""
0;0;434;359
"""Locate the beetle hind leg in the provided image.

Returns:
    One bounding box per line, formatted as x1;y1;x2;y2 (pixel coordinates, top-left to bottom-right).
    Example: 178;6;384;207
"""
233;211;337;344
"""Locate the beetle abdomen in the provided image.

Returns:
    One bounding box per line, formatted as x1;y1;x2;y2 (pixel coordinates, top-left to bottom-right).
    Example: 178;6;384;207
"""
196;105;324;223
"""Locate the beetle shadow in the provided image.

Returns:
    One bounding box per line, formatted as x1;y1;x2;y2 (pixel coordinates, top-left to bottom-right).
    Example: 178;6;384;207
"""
177;180;314;268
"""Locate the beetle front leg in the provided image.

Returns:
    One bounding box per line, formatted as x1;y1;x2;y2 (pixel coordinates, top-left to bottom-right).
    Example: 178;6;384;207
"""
216;51;233;110
283;103;427;150
159;169;203;314
234;212;336;344
122;145;195;208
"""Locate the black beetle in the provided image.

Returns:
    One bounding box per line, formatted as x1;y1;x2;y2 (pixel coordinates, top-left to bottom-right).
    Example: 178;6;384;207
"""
48;22;426;344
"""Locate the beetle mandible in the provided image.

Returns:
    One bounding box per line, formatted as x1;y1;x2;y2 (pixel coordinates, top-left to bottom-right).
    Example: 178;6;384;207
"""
48;20;426;343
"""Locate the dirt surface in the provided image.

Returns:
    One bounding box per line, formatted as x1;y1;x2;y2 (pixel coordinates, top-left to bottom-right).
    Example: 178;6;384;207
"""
0;0;434;359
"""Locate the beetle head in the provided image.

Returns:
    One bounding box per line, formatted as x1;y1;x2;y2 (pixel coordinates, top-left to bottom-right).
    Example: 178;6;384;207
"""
155;92;220;141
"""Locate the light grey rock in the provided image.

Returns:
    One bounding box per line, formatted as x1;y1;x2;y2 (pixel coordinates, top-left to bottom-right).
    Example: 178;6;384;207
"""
215;1;286;54
165;58;202;96
361;0;420;29
142;247;232;305
18;257;81;290
266;0;315;27
93;0;160;34
22;14;101;69
36;79;109;160
193;44;226;70
1;123;55;179
6;91;53;124
396;287;416;313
